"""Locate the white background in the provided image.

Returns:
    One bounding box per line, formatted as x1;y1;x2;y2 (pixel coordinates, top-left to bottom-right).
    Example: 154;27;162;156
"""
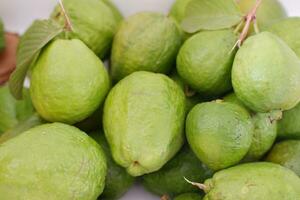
0;0;299;199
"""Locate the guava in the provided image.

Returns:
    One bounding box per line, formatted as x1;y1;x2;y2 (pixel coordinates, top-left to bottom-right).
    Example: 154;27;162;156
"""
177;30;237;97
51;0;121;58
0;19;4;51
103;71;186;176
232;32;300;112
186;101;253;171
199;162;300;200
0;86;34;135
110;12;183;82
143;145;213;196
174;193;202;200
267;17;300;58
266;140;300;177
89;131;135;200
223;93;280;161
277;102;300;139
238;0;287;31
30;39;110;124
0;123;107;199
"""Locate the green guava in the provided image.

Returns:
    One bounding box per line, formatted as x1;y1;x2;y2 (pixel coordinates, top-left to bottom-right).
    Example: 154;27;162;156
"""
142;145;213;196
174;193;202;200
110;12;183;82
30;39;110;124
170;70;204;112
103;71;186;176
89;131;135;200
177;30;237;97
232;32;300;112
266;140;300;176
186;101;253;171
51;0;121;58
200;162;300;200
223;93;280;161
0;123;107;199
0;19;4;51
0;86;34;135
277;102;300;139
238;0;287;31
267;17;300;58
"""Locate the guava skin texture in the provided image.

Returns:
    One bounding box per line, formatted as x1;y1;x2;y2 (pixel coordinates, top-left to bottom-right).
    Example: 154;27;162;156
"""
142;145;213;196
30;39;110;124
177;30;237;97
202;162;300;200
0;123;107;200
174;193;203;200
110;12;183;82
238;0;287;31
103;71;186;176
268;17;300;58
89;131;135;200
0;86;34;135
266;140;300;176
223;93;279;161
278;103;300;140
186;101;253;171
51;0;120;58
232;32;300;112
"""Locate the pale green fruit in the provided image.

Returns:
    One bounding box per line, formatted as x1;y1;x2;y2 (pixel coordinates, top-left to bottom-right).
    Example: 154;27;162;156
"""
278;102;300;139
202;162;300;200
0;123;107;200
111;12;183;82
238;0;287;31
232;32;300;112
30;39;110;124
266;140;300;176
177;30;237;97
223;93;280;161
103;71;186;176
186;101;253;171
51;0;120;58
268;17;300;57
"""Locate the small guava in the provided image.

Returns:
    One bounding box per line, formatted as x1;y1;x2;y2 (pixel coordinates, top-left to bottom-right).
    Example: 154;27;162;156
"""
110;12;182;82
30;39;110;124
186;101;253;171
232;32;300;112
0;123;107;200
103;71;186;176
266;140;300;176
51;0;121;58
177;30;237;97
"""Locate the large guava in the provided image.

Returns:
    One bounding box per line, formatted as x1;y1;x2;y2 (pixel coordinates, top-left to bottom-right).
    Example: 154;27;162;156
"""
30;39;110;124
103;71;186;176
0;123;107;199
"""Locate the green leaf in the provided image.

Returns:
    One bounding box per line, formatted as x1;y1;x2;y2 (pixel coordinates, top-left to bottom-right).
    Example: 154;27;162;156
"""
181;0;243;33
9;19;63;100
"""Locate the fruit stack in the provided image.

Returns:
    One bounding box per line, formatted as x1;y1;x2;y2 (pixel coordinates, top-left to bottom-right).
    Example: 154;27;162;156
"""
0;0;300;199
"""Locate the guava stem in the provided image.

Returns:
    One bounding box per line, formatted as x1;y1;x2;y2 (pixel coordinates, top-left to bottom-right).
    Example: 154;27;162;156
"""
236;0;263;47
58;0;73;32
184;177;207;191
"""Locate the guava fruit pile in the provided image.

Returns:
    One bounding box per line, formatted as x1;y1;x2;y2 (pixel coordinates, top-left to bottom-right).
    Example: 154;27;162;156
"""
1;0;300;199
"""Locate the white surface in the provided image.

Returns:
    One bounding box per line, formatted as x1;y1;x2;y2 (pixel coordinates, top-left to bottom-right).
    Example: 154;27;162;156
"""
0;0;299;200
